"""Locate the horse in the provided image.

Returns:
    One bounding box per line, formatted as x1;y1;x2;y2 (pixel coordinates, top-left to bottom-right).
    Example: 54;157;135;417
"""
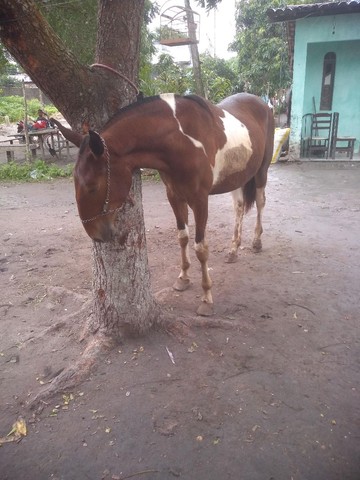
51;93;274;316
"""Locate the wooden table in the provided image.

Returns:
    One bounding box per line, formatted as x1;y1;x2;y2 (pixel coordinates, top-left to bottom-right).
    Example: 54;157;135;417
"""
27;128;70;160
0;137;37;162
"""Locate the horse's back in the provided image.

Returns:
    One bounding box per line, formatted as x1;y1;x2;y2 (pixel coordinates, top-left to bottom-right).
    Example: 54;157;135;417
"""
217;93;273;134
221;93;274;172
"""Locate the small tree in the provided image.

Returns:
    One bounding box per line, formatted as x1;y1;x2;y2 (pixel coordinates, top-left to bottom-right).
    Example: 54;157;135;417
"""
200;53;240;102
231;0;292;97
0;0;154;400
146;53;191;95
0;0;222;402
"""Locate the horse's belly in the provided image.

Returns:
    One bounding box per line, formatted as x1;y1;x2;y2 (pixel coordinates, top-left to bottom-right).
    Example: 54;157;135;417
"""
212;110;253;189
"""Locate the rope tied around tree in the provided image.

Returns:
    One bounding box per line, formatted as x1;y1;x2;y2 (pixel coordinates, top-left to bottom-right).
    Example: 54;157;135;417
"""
90;63;142;99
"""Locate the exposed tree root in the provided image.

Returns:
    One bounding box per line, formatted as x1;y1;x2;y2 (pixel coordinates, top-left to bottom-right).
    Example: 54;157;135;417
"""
160;309;238;341
26;285;238;409
28;333;114;411
154;287;240;342
188;316;238;329
20;289;92;349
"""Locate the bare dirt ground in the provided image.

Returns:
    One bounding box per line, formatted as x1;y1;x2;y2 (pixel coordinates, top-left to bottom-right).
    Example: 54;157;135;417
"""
0;161;359;480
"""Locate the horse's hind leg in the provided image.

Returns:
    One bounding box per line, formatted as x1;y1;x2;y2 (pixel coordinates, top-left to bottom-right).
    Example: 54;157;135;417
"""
252;129;272;252
252;185;266;252
226;188;245;263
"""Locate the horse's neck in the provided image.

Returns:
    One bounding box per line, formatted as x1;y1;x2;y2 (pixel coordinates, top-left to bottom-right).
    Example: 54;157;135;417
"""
106;114;151;147
104;97;222;172
105;113;175;172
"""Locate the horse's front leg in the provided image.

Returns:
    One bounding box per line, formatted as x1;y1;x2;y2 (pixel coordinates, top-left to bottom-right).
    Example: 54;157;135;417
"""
252;186;266;252
165;188;192;292
193;198;213;316
173;223;191;291
195;240;213;316
226;188;245;263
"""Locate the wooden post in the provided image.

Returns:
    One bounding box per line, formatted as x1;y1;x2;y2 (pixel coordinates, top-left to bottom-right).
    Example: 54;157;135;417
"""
22;80;32;161
184;0;205;97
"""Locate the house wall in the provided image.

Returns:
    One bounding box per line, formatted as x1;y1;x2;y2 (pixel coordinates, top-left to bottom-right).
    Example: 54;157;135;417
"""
2;85;51;104
290;13;360;158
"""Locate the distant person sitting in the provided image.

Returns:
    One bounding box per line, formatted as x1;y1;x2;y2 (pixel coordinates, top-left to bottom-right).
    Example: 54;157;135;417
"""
32;109;50;130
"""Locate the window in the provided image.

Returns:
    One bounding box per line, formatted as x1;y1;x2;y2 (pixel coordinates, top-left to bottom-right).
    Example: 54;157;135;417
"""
320;52;336;111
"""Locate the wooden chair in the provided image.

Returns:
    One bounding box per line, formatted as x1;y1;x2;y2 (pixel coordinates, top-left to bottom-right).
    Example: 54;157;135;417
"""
300;113;313;158
330;112;356;160
307;113;332;159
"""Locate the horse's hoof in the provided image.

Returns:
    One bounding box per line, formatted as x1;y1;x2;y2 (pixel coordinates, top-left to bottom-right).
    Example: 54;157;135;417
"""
173;277;190;291
196;302;214;317
225;252;238;263
252;239;262;252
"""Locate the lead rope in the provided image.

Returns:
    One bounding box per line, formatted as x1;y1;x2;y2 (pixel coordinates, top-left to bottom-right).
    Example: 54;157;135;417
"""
80;65;139;224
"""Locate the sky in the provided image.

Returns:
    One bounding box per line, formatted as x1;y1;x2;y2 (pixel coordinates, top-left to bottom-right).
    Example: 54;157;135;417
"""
152;1;237;62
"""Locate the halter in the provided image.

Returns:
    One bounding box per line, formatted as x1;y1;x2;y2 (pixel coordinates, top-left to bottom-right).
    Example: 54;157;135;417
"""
80;65;140;224
80;134;122;224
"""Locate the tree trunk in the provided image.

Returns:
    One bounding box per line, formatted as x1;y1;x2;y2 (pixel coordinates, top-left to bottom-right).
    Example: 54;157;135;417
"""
0;0;159;343
89;170;159;339
92;0;159;340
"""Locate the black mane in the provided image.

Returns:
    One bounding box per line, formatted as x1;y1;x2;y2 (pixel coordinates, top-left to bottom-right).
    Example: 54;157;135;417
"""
101;93;213;131
184;94;214;115
102;95;161;130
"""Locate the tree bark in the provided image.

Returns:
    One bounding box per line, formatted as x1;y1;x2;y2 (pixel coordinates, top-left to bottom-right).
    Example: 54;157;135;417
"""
92;0;159;340
0;0;159;343
89;170;159;339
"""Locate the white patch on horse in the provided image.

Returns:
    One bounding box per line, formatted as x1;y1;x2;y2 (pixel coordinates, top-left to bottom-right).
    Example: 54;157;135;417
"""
160;93;206;154
178;225;190;281
212;110;253;186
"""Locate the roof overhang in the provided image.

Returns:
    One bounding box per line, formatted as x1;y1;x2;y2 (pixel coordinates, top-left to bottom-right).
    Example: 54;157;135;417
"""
267;1;360;73
267;1;360;23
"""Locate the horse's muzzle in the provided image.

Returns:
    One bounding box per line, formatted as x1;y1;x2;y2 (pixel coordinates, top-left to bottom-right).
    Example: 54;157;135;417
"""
85;222;114;243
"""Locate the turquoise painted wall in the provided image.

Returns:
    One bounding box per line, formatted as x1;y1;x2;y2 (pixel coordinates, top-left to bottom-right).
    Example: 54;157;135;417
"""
291;13;360;157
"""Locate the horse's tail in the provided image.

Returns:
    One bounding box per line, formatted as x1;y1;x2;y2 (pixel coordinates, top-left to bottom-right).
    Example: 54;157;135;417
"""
243;177;257;213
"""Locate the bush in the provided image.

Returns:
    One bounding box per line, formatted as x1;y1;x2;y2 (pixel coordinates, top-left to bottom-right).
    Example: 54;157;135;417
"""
0;96;58;123
0;159;73;181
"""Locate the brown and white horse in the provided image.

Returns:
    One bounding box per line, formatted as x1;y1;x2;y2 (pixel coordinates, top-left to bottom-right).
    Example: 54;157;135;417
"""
52;93;274;316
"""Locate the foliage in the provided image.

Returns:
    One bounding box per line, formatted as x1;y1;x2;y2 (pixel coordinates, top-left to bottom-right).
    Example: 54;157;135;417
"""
3;0;305;107
0;45;20;89
2;1;235;104
0;45;9;77
230;0;289;97
141;51;240;103
36;0;97;65
139;2;159;85
200;54;241;103
196;0;223;10
141;53;191;96
231;0;316;97
0;159;73;181
37;0;159;70
0;96;58;122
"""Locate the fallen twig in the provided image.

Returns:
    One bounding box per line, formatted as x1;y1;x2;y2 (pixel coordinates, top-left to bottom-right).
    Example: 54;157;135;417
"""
120;470;159;480
286;303;316;316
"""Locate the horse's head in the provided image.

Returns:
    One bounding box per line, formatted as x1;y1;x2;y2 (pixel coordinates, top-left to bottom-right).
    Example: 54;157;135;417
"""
52;120;131;242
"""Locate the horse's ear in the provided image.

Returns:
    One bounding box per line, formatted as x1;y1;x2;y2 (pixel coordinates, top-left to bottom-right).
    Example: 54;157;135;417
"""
88;130;104;157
